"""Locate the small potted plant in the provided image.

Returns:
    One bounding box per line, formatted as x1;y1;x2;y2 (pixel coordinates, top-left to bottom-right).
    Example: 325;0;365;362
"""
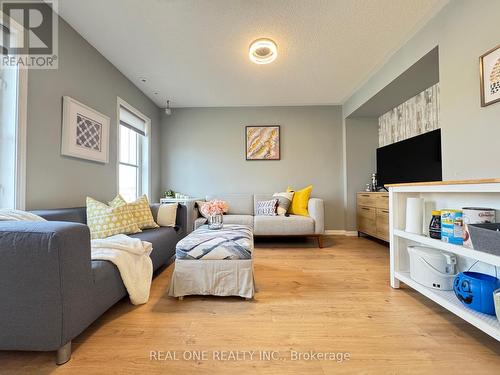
164;190;175;198
201;200;228;230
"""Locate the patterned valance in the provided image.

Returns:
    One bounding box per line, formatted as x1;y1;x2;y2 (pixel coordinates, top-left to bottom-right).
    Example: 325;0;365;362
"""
378;83;440;147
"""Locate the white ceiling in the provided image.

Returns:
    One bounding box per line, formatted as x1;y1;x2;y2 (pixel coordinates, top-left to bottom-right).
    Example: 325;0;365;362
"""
58;0;447;108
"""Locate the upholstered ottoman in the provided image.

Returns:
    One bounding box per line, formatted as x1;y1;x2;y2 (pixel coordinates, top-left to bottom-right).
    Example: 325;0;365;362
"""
168;224;255;299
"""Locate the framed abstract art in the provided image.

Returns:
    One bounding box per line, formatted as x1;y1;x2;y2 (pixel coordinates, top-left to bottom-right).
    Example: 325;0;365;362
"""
479;44;500;107
245;125;280;160
61;96;110;163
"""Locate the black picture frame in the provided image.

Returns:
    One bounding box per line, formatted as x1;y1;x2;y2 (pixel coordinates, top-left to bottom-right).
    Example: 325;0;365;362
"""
245;125;281;161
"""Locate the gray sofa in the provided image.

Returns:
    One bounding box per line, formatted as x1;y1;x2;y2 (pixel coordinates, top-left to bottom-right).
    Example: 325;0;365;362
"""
194;194;325;246
0;204;186;364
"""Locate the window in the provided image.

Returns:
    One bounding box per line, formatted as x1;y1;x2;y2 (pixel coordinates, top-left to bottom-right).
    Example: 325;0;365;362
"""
0;21;26;209
118;100;151;202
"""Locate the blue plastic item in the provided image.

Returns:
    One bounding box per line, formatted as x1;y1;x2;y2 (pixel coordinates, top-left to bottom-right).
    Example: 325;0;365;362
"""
453;272;500;315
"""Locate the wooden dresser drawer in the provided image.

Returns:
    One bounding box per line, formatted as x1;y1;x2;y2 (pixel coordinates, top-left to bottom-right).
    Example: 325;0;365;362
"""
357;205;376;220
358;216;376;236
376;208;389;241
357;193;377;207
376;193;389;209
376;228;389;242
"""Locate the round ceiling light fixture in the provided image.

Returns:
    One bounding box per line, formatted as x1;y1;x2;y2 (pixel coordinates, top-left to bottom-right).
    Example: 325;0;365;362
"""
249;38;278;64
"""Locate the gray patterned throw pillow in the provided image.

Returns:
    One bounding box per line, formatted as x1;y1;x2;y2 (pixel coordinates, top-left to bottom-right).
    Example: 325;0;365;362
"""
255;199;279;216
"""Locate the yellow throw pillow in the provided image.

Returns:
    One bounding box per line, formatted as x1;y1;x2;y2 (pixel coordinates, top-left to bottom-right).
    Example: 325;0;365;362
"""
286;185;312;216
86;197;141;239
110;194;159;230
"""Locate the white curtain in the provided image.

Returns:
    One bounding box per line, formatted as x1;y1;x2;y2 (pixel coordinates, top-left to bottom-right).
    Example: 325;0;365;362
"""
0;65;19;208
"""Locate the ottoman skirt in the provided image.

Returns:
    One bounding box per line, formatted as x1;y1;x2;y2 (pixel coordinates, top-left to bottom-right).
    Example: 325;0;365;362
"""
168;259;255;299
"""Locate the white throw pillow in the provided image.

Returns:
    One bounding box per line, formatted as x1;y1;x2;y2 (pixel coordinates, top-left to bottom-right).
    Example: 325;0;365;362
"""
157;203;178;227
0;209;46;221
255;199;279;216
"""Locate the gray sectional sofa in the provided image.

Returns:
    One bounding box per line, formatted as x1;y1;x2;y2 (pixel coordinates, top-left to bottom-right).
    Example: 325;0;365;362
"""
0;204;186;364
194;194;325;246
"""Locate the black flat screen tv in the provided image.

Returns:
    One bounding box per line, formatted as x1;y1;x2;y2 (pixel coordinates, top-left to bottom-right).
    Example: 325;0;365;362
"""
376;129;442;187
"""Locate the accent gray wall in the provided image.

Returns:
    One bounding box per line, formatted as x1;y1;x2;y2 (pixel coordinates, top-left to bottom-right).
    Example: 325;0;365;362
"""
160;106;345;230
26;18;161;209
344;0;500;181
345;118;379;231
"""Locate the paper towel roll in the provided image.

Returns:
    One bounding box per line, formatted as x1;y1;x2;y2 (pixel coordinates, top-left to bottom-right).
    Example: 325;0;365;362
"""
405;198;424;234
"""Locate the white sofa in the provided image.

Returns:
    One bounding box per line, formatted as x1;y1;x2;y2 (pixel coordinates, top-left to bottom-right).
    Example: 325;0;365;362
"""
193;194;325;247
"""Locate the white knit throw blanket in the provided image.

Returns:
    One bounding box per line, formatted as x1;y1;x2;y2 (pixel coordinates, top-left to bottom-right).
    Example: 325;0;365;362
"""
91;234;153;305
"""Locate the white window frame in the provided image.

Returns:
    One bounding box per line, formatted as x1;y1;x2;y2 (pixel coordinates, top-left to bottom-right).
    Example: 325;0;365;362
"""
0;14;27;210
15;61;27;210
116;97;152;200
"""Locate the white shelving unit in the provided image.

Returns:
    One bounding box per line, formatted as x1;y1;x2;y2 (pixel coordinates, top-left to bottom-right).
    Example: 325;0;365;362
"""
395;271;500;340
393;229;500;267
389;179;500;341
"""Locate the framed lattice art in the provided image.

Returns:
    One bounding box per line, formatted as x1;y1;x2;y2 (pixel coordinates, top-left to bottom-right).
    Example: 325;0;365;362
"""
61;96;110;163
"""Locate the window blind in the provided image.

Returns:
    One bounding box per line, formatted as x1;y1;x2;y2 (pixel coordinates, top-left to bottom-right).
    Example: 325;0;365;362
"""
0;24;10;55
119;106;146;136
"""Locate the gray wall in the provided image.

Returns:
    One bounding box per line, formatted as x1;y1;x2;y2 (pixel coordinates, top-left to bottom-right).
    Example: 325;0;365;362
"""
26;0;500;230
160;106;345;230
25;18;161;209
345;118;379;231
344;0;500;180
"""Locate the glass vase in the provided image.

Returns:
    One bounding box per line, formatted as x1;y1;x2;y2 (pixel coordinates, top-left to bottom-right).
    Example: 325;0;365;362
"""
208;214;223;230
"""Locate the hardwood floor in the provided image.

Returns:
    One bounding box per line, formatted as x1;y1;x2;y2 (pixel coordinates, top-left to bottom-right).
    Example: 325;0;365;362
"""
1;236;499;374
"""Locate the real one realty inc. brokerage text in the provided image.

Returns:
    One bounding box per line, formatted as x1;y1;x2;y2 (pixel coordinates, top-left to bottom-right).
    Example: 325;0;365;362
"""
150;350;351;363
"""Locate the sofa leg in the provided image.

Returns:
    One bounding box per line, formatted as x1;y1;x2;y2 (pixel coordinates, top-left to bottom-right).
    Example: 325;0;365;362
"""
56;341;72;365
317;235;324;248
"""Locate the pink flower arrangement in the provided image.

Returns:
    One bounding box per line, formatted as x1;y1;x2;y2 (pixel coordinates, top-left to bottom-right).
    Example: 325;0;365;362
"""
201;200;229;216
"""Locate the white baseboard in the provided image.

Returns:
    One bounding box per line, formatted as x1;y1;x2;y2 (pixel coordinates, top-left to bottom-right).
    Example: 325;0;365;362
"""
325;230;358;236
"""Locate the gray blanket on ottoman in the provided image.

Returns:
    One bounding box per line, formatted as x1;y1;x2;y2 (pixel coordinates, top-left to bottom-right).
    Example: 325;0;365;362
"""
175;224;253;260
